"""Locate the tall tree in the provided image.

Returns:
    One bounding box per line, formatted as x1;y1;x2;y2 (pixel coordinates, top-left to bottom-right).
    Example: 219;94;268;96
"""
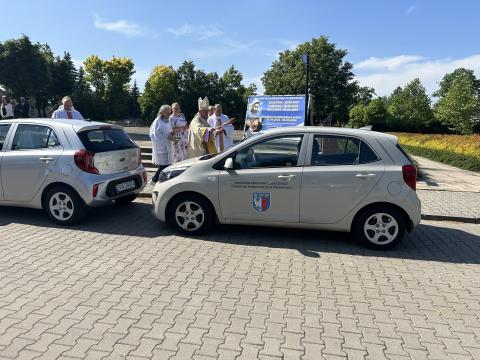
261;36;358;125
0;35;51;116
83;55;134;119
129;80;141;118
139;65;178;123
104;56;135;119
435;72;480;134
73;66;94;118
434;68;480;98
219;65;247;122
49;52;77;106
387;79;434;132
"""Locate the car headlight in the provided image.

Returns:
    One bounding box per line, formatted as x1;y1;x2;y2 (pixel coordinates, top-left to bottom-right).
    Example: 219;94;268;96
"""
158;167;189;183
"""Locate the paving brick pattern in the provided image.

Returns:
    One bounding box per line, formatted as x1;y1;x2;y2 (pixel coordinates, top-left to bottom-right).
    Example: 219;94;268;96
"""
1;200;480;359
418;190;480;221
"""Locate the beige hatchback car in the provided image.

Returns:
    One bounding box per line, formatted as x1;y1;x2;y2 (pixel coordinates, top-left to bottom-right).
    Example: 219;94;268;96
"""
152;127;421;250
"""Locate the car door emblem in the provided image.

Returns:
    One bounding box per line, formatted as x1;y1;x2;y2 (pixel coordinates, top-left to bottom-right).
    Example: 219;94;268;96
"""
253;192;271;212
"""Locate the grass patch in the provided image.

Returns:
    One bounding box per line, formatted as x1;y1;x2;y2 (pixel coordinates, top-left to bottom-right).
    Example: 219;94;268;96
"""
392;133;480;172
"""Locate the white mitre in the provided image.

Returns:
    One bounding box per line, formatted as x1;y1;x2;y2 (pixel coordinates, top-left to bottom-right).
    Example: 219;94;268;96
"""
198;96;209;111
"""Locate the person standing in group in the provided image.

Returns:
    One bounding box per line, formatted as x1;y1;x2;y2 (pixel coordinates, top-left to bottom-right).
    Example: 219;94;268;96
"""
208;105;215;118
169;102;189;163
1;96;14;119
208;104;235;152
51;96;84;120
188;97;217;158
149;105;174;184
14;96;30;118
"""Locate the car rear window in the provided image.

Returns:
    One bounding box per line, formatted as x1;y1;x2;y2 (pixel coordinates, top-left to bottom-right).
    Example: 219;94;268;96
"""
396;144;413;164
77;128;137;153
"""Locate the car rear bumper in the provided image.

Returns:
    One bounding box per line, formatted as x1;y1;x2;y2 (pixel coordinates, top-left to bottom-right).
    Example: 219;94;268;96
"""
78;166;147;207
402;190;422;230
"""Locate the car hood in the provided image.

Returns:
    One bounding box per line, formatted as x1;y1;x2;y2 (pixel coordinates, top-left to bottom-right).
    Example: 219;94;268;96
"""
166;157;202;170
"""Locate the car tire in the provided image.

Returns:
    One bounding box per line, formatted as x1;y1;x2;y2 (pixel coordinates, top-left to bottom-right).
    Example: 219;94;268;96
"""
166;194;214;236
45;186;86;226
114;194;137;205
354;206;405;250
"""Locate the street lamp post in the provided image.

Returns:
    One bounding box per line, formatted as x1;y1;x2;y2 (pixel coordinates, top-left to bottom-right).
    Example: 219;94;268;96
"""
302;53;310;126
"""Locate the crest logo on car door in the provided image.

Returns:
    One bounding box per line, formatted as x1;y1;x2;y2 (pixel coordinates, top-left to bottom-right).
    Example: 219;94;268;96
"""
253;192;271;212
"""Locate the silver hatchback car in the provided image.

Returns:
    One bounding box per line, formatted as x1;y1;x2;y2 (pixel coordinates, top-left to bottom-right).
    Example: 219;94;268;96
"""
0;118;146;225
152;127;421;250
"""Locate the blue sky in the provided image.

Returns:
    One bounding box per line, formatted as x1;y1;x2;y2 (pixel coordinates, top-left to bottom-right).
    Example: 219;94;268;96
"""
2;0;480;96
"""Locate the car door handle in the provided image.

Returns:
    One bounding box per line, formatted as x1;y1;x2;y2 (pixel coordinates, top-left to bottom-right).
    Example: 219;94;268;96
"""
278;175;296;180
39;157;54;163
355;173;376;178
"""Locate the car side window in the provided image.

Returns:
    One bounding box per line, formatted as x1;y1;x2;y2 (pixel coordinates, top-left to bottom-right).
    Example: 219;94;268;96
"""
234;135;303;169
11;124;61;150
311;135;360;165
359;141;380;163
0;124;11;150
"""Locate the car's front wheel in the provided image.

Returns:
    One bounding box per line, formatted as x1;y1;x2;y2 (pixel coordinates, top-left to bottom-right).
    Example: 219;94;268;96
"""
45;186;86;226
166;194;214;235
354;206;405;250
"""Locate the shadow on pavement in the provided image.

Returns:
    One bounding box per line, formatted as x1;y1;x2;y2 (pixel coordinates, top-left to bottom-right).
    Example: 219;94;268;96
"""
0;201;479;264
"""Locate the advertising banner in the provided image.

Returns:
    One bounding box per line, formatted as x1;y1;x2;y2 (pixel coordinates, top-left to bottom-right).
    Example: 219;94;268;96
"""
243;95;306;137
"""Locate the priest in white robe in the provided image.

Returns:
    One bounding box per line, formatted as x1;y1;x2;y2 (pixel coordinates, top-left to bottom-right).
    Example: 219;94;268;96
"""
207;104;235;152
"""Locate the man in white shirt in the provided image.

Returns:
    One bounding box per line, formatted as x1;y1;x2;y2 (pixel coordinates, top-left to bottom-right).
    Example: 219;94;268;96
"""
52;96;84;120
207;104;235;152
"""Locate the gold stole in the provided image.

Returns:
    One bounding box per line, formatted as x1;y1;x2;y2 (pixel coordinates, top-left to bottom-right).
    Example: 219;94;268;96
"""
199;127;217;154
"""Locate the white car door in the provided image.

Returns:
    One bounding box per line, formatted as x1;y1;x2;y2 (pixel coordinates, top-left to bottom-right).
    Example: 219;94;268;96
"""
300;134;384;224
1;124;63;202
0;123;13;201
218;134;306;223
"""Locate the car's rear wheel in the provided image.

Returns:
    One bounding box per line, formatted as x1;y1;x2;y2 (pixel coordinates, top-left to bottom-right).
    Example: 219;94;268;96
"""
166;194;214;235
354;206;405;250
114;194;137;205
45;186;86;226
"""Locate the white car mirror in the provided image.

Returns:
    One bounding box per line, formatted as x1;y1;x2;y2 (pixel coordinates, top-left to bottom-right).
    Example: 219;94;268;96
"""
224;158;234;170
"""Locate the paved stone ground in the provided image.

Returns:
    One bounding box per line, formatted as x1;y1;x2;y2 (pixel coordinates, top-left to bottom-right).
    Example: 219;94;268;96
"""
1;199;480;359
418;191;480;223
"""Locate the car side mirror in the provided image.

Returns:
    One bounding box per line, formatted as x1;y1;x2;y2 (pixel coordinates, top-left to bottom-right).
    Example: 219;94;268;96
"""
224;158;234;170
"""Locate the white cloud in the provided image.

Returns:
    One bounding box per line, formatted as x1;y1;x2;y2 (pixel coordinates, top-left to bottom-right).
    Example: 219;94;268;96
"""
405;5;419;16
355;54;480;96
168;22;223;40
94;15;145;38
356;55;425;70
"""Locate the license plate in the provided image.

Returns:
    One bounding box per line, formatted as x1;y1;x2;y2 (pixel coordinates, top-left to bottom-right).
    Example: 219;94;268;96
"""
115;180;136;193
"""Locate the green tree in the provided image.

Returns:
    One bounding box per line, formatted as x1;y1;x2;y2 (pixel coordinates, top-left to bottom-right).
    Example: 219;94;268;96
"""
49;52;77;106
262;36;358;125
364;98;388;129
219;65;247;123
353;86;375;106
104;56;135;119
0;35;51;116
129;80;141;118
83;55;134;119
73;66;94;118
435;72;480;134
387;79;434;132
434;68;480;98
140;65;178;123
348;104;366;128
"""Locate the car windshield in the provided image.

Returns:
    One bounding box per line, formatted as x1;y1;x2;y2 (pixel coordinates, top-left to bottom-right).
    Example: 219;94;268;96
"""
77;128;137;153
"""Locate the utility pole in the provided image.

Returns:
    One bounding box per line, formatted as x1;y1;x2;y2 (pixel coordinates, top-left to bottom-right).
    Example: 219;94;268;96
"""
302;53;310;126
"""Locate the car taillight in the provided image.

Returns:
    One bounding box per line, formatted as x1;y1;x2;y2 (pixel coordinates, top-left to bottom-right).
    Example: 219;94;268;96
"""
74;150;99;174
142;171;147;183
402;164;417;191
92;184;99;198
